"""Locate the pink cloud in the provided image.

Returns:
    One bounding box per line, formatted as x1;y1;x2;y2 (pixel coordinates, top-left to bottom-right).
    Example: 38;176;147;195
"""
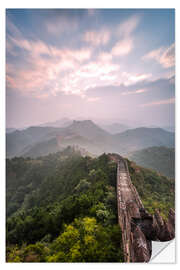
110;15;140;57
9;35;91;63
122;89;147;96
142;43;175;68
6;33;152;100
122;72;152;86
98;52;112;62
6;15;148;100
111;38;133;56
160;44;175;68
83;30;110;46
87;97;100;102
140;98;175;107
6;35;94;98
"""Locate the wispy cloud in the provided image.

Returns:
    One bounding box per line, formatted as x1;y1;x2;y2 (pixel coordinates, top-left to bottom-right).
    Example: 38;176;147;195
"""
111;37;133;56
140;97;175;107
83;30;110;46
7;29;153;99
117;15;140;37
122;72;152;86
142;43;175;68
122;88;147;95
111;15;140;57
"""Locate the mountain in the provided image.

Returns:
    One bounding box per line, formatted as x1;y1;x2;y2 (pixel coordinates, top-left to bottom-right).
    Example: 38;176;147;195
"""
40;118;72;128
127;147;175;179
6;121;175;158
6;126;63;158
6;120;110;158
162;126;175;133
66;120;110;140
6;149;174;262
101;123;130;134
112;127;175;154
6;128;17;134
22;137;62;158
144;125;175;133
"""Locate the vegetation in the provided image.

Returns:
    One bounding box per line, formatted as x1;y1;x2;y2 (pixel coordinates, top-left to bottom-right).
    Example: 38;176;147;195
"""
127;159;174;219
6;147;174;262
6;147;123;262
127;146;175;179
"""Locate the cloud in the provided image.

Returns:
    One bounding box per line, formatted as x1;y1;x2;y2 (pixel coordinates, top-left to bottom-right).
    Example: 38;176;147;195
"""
117;15;140;37
111;15;140;57
140;97;175;107
6;27;154;101
7;14;166;101
122;72;152;86
83;30;110;46
6;34;93;98
160;44;175;68
87;97;100;102
98;52;112;62
45;10;83;35
122;89;147;96
111;37;133;56
142;43;175;68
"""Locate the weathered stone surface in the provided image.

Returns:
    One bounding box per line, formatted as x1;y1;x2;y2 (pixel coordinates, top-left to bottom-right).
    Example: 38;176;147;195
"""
153;209;175;241
130;222;152;262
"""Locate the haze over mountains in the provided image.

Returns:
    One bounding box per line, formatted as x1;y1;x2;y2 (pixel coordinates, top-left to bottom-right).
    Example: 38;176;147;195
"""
6;119;175;160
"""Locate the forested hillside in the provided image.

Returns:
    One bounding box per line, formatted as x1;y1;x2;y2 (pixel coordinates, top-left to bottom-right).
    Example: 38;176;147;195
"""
6;147;174;262
127;147;175;179
6;147;123;262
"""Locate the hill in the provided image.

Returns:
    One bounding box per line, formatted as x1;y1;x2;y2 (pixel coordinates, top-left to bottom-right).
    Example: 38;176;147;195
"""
113;127;175;154
6;148;123;262
6;148;174;262
66;120;110;140
6;128;17;134
6;126;63;158
101;123;129;134
127;147;175;179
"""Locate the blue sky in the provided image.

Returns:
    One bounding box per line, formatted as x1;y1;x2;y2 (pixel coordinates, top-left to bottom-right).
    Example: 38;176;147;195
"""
6;9;175;128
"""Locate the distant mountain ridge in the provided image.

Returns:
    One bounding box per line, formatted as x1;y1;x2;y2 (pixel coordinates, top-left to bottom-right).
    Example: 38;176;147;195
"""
6;120;175;158
66;120;110;140
112;127;175;153
6;128;17;134
101;123;130;134
40;117;72;128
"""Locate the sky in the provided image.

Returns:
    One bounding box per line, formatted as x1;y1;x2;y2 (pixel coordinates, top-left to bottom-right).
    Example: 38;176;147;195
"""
6;9;175;128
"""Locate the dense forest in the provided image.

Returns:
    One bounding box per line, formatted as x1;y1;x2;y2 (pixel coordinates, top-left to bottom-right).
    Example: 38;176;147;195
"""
6;147;174;262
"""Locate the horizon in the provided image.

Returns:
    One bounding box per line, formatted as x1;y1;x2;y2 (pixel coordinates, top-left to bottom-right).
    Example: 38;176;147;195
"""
6;9;175;128
6;117;175;131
